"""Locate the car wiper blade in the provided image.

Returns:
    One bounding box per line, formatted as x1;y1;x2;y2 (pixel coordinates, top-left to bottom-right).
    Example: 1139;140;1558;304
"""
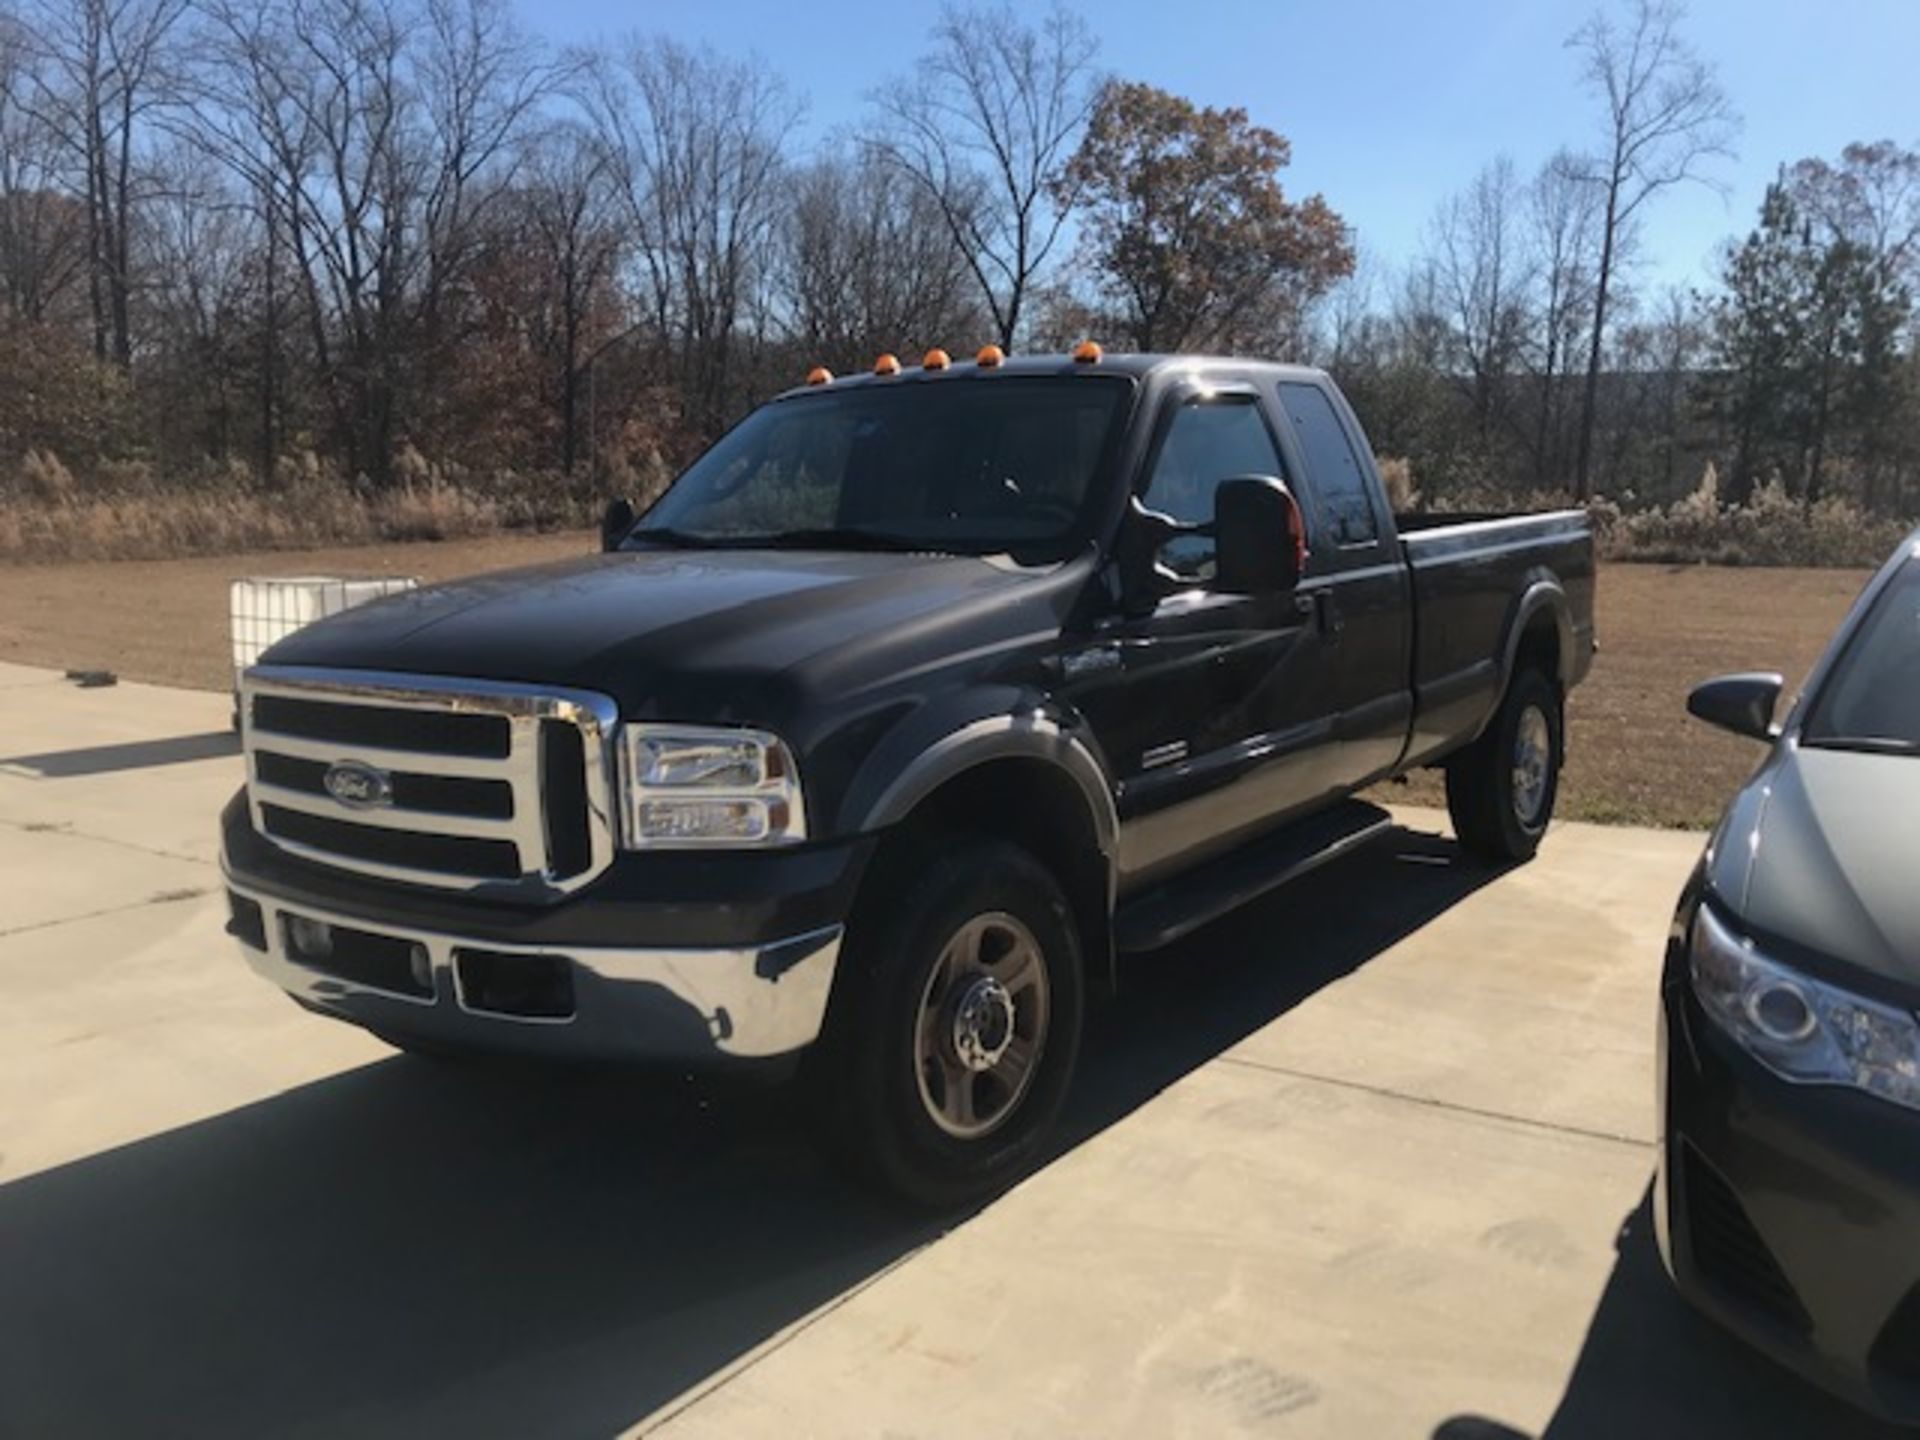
739;527;938;553
631;524;949;554
1803;734;1920;755
626;525;709;548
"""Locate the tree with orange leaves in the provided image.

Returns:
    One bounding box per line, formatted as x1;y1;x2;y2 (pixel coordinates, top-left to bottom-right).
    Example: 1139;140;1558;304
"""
1061;80;1353;355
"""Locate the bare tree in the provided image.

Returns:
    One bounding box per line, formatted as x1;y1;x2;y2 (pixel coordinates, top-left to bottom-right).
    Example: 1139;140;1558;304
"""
1525;151;1600;483
1312;247;1379;376
0;13;87;323
1565;0;1736;498
192;0;551;482
865;3;1098;349
780;153;981;372
591;38;796;440
515;127;621;473
138;146;256;459
1608;284;1704;496
19;0;187;366
1429;156;1532;443
413;0;559;347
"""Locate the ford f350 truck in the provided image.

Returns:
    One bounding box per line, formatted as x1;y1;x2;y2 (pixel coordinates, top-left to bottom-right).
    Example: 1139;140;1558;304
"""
220;350;1595;1205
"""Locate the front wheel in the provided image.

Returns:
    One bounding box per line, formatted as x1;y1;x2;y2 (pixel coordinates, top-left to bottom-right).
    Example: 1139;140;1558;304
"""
814;838;1085;1210
1445;667;1563;863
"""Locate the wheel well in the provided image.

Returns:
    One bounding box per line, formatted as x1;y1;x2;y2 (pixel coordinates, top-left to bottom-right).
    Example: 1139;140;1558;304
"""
1514;609;1563;688
859;757;1114;992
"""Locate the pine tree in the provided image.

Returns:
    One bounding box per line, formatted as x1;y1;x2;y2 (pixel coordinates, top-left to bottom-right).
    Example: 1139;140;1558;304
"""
1708;181;1810;506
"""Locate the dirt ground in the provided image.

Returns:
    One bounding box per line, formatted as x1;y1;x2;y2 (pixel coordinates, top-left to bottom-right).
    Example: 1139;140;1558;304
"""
0;530;594;692
0;537;1874;828
1390;562;1871;826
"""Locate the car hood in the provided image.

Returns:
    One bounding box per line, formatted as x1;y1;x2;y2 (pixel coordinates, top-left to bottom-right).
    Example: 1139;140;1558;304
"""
259;546;1078;718
1709;742;1920;985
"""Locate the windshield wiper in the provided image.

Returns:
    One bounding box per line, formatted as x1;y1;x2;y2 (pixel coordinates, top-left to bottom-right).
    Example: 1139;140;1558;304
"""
630;523;953;554
626;525;710;548
732;526;941;554
1803;734;1920;755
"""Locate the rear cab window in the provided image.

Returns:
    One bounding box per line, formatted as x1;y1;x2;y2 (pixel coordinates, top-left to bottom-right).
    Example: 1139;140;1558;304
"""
1278;382;1380;549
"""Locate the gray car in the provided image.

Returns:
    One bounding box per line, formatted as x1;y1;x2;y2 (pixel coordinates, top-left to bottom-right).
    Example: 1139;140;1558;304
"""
1658;531;1920;1422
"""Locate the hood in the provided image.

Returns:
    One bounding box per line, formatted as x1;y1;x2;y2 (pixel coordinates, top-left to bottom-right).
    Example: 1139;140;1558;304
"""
1709;742;1920;986
260;546;1078;718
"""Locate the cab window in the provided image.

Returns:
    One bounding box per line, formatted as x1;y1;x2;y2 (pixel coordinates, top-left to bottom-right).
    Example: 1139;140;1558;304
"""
1142;396;1288;581
1279;382;1378;548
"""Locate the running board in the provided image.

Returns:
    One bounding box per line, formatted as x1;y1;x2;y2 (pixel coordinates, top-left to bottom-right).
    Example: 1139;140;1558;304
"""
1113;799;1395;953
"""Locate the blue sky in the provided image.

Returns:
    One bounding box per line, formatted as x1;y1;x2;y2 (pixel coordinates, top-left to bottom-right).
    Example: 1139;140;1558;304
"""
519;0;1919;302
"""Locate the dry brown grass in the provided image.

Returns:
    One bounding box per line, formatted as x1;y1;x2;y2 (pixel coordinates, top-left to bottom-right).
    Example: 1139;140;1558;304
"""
0;544;1875;830
0;530;593;690
0;481;572;562
1384;562;1874;828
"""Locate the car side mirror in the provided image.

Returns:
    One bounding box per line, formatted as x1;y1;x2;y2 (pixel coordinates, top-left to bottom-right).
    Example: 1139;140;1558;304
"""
1215;476;1307;595
1687;672;1785;742
600;497;636;553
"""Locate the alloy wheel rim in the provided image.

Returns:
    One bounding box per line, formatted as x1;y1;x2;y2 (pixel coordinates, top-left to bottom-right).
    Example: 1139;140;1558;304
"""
1512;704;1552;828
913;911;1051;1140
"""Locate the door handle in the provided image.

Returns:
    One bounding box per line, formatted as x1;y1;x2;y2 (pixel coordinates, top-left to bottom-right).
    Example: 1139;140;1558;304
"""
1299;588;1344;638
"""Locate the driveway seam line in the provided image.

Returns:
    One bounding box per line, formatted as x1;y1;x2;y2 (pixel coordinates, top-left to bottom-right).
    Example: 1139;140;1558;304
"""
0;888;210;940
1217;1054;1653;1149
631;1243;934;1435
0;813;213;868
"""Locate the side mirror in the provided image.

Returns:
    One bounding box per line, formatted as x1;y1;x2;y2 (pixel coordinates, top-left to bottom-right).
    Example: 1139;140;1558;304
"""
1215;476;1307;595
600;497;636;553
1687;672;1785;742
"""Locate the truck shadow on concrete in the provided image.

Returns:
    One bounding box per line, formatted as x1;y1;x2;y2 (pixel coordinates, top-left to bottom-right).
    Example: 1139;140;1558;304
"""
1434;1188;1907;1440
0;729;238;778
1;820;1496;1440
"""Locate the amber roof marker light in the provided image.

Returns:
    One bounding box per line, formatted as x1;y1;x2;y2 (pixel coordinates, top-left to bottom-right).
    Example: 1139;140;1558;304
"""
975;344;1005;368
1072;339;1103;364
922;348;951;371
872;353;901;376
805;366;833;386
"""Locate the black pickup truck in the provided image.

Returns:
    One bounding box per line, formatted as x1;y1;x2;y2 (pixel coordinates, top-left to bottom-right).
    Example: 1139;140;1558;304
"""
220;351;1594;1204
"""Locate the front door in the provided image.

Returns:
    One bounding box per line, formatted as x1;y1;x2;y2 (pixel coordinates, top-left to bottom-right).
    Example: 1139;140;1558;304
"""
1066;385;1343;892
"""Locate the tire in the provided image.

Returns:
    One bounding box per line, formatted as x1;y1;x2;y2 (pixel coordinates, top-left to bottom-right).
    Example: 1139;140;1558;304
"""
1445;667;1563;863
813;837;1086;1211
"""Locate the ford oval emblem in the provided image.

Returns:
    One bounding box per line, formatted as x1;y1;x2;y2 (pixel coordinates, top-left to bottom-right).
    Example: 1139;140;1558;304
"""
323;760;393;810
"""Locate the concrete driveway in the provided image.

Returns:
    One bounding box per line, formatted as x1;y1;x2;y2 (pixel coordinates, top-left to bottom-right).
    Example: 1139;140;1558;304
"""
0;660;1901;1439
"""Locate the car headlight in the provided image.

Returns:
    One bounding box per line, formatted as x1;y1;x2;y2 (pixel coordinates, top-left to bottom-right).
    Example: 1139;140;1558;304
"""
616;725;807;848
1690;900;1920;1109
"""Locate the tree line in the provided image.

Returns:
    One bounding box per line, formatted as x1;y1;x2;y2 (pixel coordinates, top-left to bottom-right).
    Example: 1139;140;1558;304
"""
0;0;1915;536
0;0;1347;511
1325;5;1918;517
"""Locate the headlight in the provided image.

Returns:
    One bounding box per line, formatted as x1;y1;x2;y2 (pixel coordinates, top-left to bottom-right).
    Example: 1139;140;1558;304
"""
616;725;807;848
1690;901;1920;1109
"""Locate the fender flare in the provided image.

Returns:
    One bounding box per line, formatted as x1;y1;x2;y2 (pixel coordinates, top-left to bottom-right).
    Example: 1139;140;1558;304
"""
853;712;1119;870
1499;578;1576;691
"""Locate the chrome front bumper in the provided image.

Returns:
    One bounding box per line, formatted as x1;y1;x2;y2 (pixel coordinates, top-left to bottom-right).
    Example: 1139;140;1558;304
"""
223;870;842;1064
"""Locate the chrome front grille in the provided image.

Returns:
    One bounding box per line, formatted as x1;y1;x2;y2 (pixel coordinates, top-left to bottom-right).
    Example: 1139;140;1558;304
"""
240;666;618;897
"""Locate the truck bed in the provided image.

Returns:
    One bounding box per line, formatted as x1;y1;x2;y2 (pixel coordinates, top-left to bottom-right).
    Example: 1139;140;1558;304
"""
1394;508;1597;771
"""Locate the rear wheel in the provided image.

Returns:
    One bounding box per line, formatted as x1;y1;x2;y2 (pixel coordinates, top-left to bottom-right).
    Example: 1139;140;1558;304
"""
814;838;1085;1210
1445;667;1563;863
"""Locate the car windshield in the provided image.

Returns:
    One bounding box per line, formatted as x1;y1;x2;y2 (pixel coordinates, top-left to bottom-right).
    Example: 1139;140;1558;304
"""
1803;555;1920;753
630;377;1131;562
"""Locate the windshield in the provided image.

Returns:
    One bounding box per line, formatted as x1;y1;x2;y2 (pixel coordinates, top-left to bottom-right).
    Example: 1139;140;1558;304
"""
632;377;1131;561
1804;555;1920;753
